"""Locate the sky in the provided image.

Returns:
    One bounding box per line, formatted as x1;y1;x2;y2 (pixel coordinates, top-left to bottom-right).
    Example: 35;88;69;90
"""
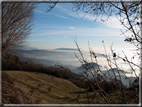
14;2;139;77
27;3;135;53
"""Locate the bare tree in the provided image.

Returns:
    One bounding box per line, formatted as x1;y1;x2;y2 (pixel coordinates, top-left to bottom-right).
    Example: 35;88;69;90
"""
2;2;35;53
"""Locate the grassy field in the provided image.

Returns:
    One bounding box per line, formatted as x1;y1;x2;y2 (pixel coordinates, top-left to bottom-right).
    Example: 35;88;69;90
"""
3;70;139;104
3;70;89;104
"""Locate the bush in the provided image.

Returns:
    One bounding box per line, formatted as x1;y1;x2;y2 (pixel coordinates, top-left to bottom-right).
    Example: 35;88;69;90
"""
84;77;126;93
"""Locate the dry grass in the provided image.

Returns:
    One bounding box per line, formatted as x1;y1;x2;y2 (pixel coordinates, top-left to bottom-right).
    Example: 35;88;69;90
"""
2;72;30;104
2;70;85;104
3;70;139;104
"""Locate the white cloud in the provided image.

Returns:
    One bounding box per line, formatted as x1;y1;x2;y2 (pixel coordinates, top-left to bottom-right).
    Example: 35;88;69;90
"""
102;16;127;29
32;25;122;38
55;4;82;19
55;5;128;30
34;9;47;14
55;4;98;22
26;39;47;42
69;26;75;29
35;8;73;20
51;3;131;31
69;13;127;30
56;4;69;12
52;13;73;20
33;30;71;37
63;36;69;38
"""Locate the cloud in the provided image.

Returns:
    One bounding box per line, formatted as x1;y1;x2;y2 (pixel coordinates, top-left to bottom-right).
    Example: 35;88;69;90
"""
26;39;47;42
35;30;72;36
102;16;127;29
55;5;127;30
31;25;121;38
70;13;127;29
105;68;131;74
54;3;130;31
34;24;68;29
63;36;69;38
11;45;38;51
70;13;126;29
52;13;73;20
35;8;73;20
34;9;47;15
56;4;69;12
69;26;75;29
55;4;82;19
96;53;107;57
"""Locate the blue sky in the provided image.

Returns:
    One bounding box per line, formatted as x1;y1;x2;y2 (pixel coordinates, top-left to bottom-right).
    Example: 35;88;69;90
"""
27;3;134;52
20;2;139;76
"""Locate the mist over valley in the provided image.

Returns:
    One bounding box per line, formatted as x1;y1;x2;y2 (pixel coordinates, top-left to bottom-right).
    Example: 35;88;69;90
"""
10;46;139;87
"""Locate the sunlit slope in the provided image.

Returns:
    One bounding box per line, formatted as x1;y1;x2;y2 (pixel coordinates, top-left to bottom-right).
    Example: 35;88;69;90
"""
3;71;86;104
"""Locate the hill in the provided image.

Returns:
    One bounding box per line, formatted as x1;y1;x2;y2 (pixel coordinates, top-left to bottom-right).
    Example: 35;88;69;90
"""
77;62;102;71
2;54;139;104
2;70;86;104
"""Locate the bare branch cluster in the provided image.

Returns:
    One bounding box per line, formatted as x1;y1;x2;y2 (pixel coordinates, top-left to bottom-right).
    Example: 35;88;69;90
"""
73;38;139;103
72;1;141;60
44;1;141;104
2;3;35;52
46;1;58;13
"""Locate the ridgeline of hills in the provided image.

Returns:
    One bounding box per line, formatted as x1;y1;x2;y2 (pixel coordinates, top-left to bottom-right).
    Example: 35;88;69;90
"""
54;48;77;51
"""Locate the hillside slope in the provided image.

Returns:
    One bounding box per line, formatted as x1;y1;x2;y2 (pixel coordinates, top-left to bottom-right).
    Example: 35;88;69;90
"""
3;70;139;104
2;70;86;104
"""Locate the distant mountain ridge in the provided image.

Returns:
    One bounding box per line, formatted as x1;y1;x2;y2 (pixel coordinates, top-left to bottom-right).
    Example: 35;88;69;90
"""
54;48;77;51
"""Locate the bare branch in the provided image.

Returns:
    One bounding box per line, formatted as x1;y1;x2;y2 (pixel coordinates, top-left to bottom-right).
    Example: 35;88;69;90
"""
2;3;35;52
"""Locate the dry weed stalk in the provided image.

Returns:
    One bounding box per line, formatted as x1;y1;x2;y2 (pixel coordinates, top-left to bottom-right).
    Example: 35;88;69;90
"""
56;36;139;104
